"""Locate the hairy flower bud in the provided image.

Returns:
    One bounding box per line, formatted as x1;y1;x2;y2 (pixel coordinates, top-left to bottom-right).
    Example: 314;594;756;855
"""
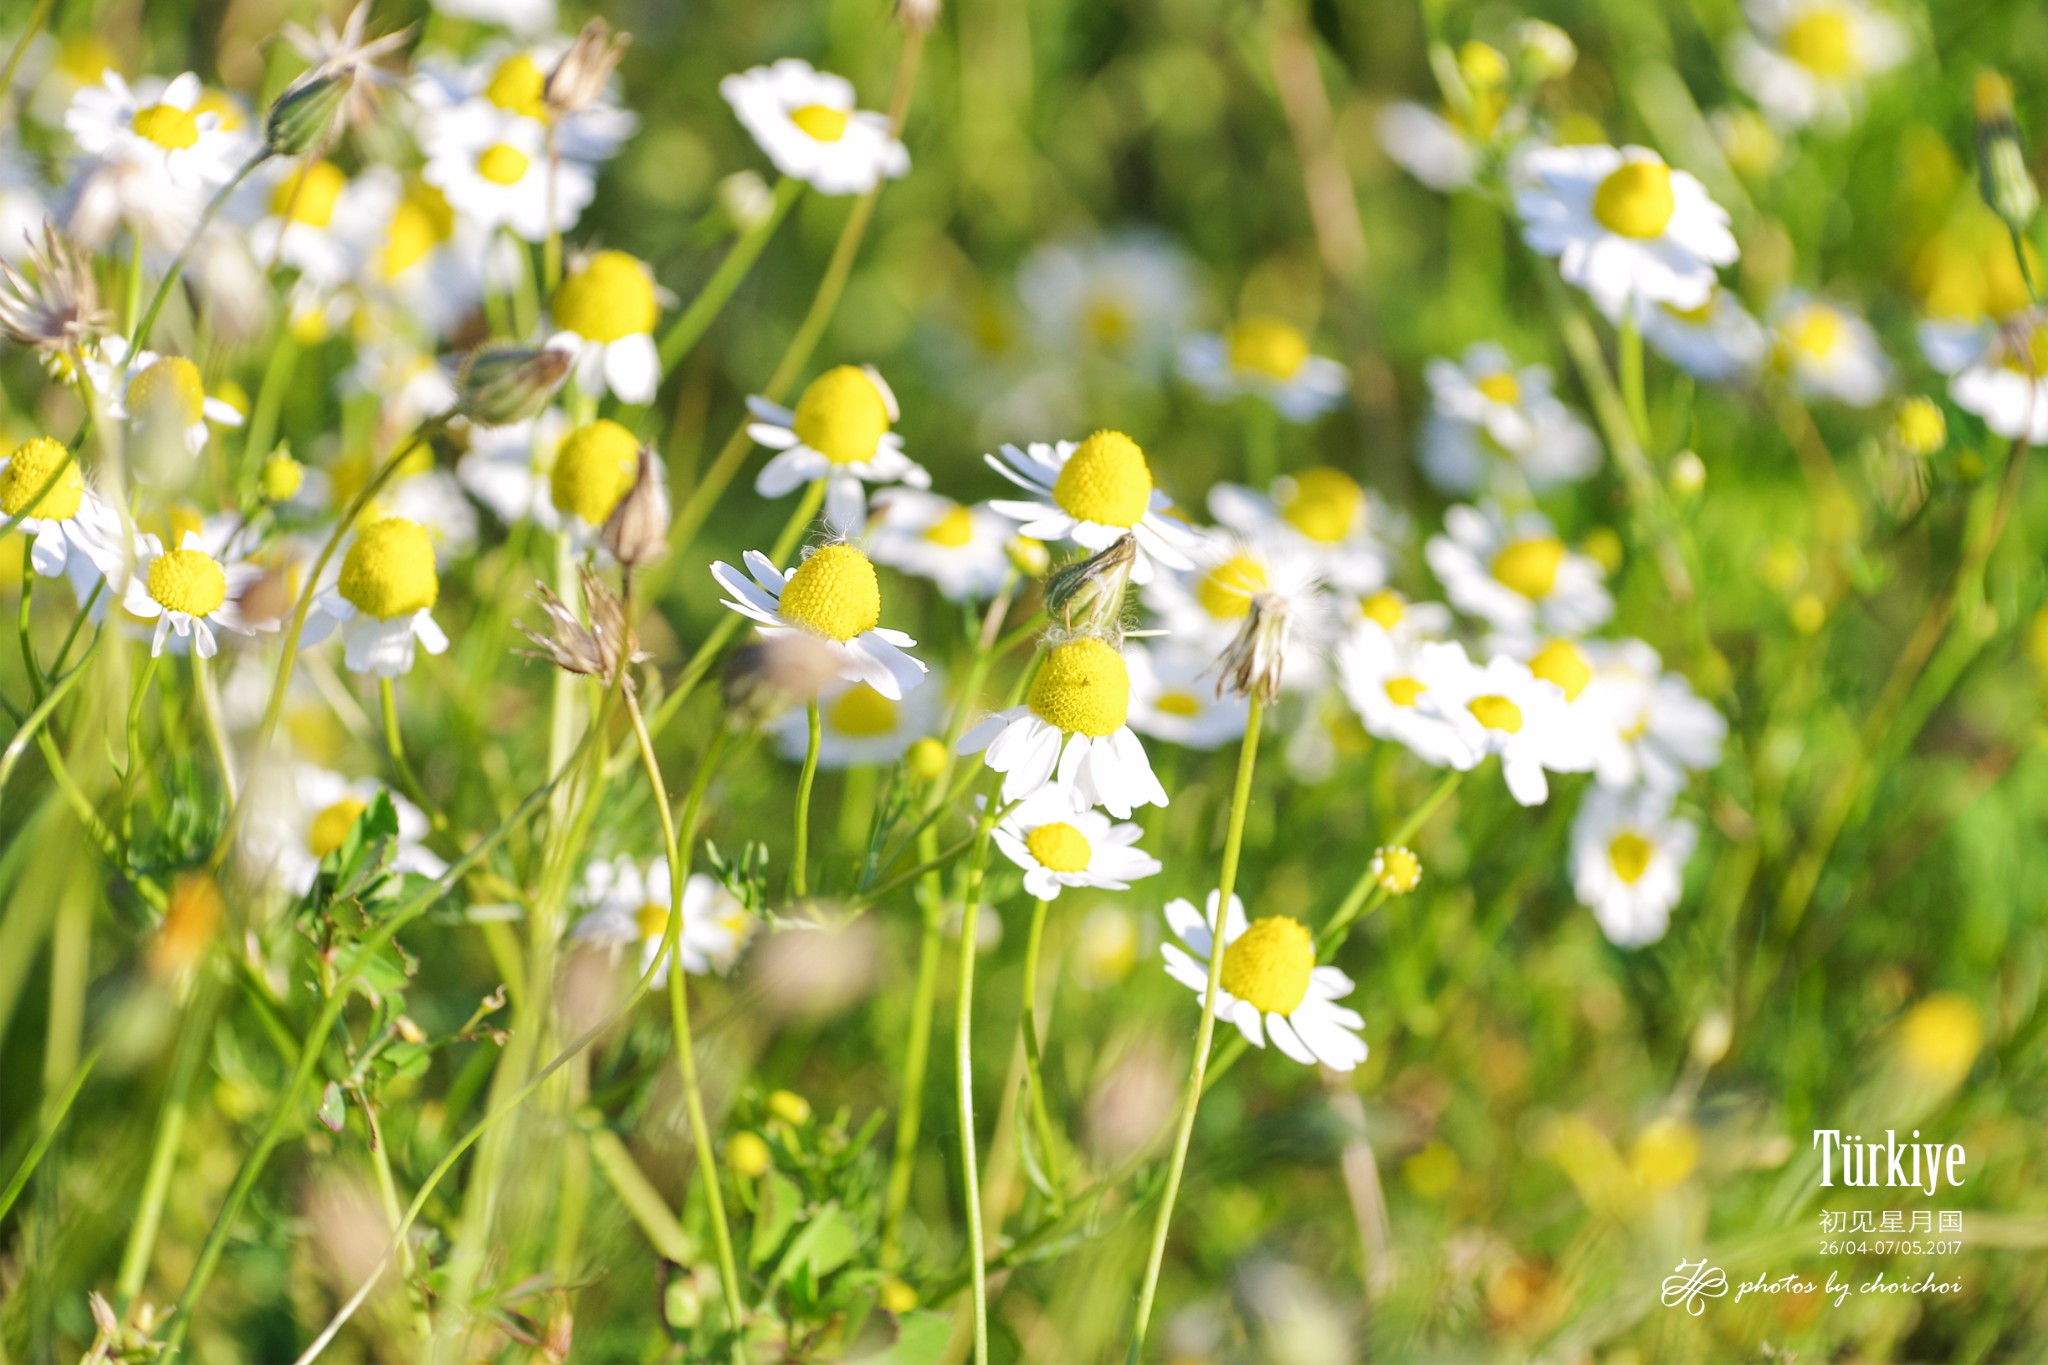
459;345;569;426
266;71;352;155
1043;534;1136;640
1975;70;2040;235
601;445;670;569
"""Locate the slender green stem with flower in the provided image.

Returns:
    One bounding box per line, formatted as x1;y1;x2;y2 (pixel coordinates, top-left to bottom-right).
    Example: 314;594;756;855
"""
791;700;821;898
115;968;222;1310
652;177;803;373
129;151;271;351
1018;895;1065;1213
954;790;1003;1364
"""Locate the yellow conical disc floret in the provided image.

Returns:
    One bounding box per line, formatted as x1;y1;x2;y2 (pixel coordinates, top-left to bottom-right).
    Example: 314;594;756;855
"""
923;505;974;546
1477;369;1521;405
339;518;439;620
1468;694;1523;733
1025;822;1092;873
1528;639;1593;701
1281;467;1362;543
1220;915;1314;1015
777;545;881;642
827;684;898;736
1608;831;1652;884
1029;637;1130;738
1491;536;1565;599
148;547;228;617
380;185;454;280
1227;317;1309;380
1782;9;1853;75
1196;553;1268;620
792;366;893;465
554;251;659;343
1;438;84;521
486;53;549;120
1053;430;1153;528
129;357;207;428
133;103;199;150
551;420;641;526
270;160;346;228
308;799;368;858
1592;160;1676;240
477;143;529;186
1359;590;1405;630
790;104;849;142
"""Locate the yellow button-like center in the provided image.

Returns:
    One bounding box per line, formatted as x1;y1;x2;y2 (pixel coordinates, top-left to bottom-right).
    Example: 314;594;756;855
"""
1226;316;1310;380
791;366;892;465
1608;831;1653;883
1491;535;1565;599
260;453;304;502
1;437;83;521
486;53;549;121
922;505;975;546
1029;637;1131;738
1280;466;1362;543
635;902;669;941
827;683;898;737
1384;676;1425;707
1592;161;1677;240
1025;821;1093;873
1359;590;1405;630
1153;689;1203;717
147;547;228;617
308;798;368;858
1528;638;1592;701
194;88;243;131
553;250;659;343
1788;307;1842;359
339;517;439;620
1052;430;1153;528
550;419;641;526
133;103;199;150
129;357;207;428
477;143;530;186
1196;553;1268;620
1468;694;1523;733
270;160;346;228
1782;9;1854;76
790;103;850;142
380;186;454;280
1085;297;1132;347
777;544;882;642
1219;915;1314;1016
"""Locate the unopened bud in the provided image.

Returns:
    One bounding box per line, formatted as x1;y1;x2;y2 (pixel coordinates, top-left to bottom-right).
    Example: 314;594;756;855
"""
266;71;351;156
905;737;947;783
1370;845;1422;895
1517;20;1576;83
1691;1010;1732;1067
1892;396;1947;457
894;0;942;33
1669;449;1706;498
726;1130;771;1177
716;171;777;232
1975;70;2039;233
260;450;304;503
1043;534;1136;639
1457;41;1508;91
459;345;569;426
601;445;670;569
1006;534;1050;578
546;19;631;120
767;1089;811;1125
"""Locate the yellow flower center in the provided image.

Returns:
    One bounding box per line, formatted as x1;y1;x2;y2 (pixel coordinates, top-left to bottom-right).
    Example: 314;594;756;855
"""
1280;467;1362;543
1052;430;1153;528
1898;993;1983;1085
1219;915;1314;1016
1608;831;1653;883
791;366;893;465
777;544;882;642
486;53;549;120
1591;160;1677;240
827;683;898;737
1528;638;1592;701
1196;553;1268;620
1788;307;1842;359
1359;590;1405;630
1375;846;1423;893
2003;326;2048;377
477;143;530;186
270;160;346;228
338;517;439;620
128;357;207;428
1084;297;1133;347
550;419;641;525
790;103;850;142
1491;536;1566;600
553;250;659;343
1384;676;1425;707
1476;370;1522;405
1468;694;1523;733
147;547;228;617
1025;821;1093;873
1226;316;1310;380
307;798;368;858
380;186;454;280
1;437;83;521
1663;294;1717;325
922;504;975;546
1029;637;1131;738
635;902;669;940
1782;9;1855;76
132;102;199;150
260;453;304;503
193;88;243;131
1153;689;1204;717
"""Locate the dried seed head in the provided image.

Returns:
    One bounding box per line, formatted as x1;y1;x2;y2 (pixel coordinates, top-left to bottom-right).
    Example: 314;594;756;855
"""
601;444;670;570
722;632;841;726
1214;590;1293;703
0;223;113;355
547;19;632;119
517;568;645;682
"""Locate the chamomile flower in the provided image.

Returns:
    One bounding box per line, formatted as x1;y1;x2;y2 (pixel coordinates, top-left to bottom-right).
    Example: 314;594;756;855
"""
456;409;567;529
546;250;664;404
749;366;929;533
421;103;593;241
243;766;447;897
64;71;247;193
867;489;1011;601
1770;293;1890;406
122;529;271;658
90;339;244;457
1124;642;1249;751
1631;288;1769;384
546;418;641;542
771;670;943;770
1015;232;1193;375
1419;343;1601;494
1516;144;1738;315
1142;534;1326;688
1179;317;1349;422
429;0;557;35
721;59;908;195
1335;632;1478;768
959;635;1169;817
335;170;484;339
571;855;756;984
992;790;1163;901
1562;638;1727;791
984;431;1199;585
0;436;123;598
1912;210;2034;373
1342;588;1454;646
1729;0;1909;131
303;517;450;677
1932;318;2048;442
411;45;637;166
1570;786;1698;947
1427;503;1613;637
1375;101;1484;193
712;543;928;700
249;158;356;286
1160;892;1367;1071
1207;467;1396;594
1419;652;1594;805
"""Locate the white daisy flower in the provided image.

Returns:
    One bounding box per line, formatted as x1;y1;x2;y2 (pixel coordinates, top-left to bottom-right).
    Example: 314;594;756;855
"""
712;543;928;700
242;765;447;898
1426;502;1613;637
64;71;247;193
1554;638;1728;792
248;158;357;286
1516;144;1739;315
1207;467;1398;594
749;365;929;533
720;59;908;196
302;518;451;678
88;339;244;458
1375;102;1483;193
121;528;272;659
1419;343;1601;495
344;340;461;437
1015;232;1193;375
1339;587;1454;646
545;250;665;405
1335;631;1478;769
571;855;756;985
983;431;1200;585
1930;319;2048;442
959;635;1168;817
1178;317;1349;422
1632;288;1769;384
1418;651;1595;805
1729;0;1909;131
421;102;593;241
1570;786;1698;947
867;489;1012;602
456;409;567;530
992;790;1163;901
1141;532;1327;689
770;670;943;770
410;45;637;166
1160;891;1367;1071
1124;641;1248;751
0;436;124;601
333;169;486;340
1770;292;1890;406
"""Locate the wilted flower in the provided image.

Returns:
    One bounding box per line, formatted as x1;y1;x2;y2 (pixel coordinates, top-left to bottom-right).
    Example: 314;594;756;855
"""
1215;589;1298;703
517;566;645;682
0;223;114;355
722;631;843;726
547;19;632;120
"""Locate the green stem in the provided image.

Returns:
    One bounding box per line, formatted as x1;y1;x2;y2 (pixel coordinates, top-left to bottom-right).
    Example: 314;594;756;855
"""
378;676;435;822
192;651;236;802
792;700;821;898
130;152;270;351
0;632;101;810
654;177;803;373
0;1048;99;1226
116;970;222;1309
0;0;55;96
241;334;301;486
1617;308;1651;448
1319;769;1462;953
880;823;945;1269
955;797;1002;1364
16;539;41;705
1018;896;1064;1213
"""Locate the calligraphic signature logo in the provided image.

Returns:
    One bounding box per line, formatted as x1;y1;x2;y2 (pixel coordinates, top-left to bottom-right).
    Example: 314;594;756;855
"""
1660;1259;1729;1316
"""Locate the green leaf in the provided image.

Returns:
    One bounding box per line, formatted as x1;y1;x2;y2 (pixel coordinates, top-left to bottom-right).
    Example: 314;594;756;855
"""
849;1311;952;1365
317;1081;345;1132
768;1202;856;1293
748;1170;803;1267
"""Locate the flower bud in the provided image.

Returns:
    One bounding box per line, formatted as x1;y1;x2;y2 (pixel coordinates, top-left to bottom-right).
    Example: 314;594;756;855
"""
905;736;947;783
1517;20;1576;83
895;0;942;33
1975;70;2039;234
601;445;670;570
1369;845;1423;895
458;345;569;426
266;71;352;156
1669;449;1706;498
716;171;777;232
726;1130;771;1178
1892;396;1947;457
1043;534;1135;639
259;449;304;503
1006;534;1050;578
